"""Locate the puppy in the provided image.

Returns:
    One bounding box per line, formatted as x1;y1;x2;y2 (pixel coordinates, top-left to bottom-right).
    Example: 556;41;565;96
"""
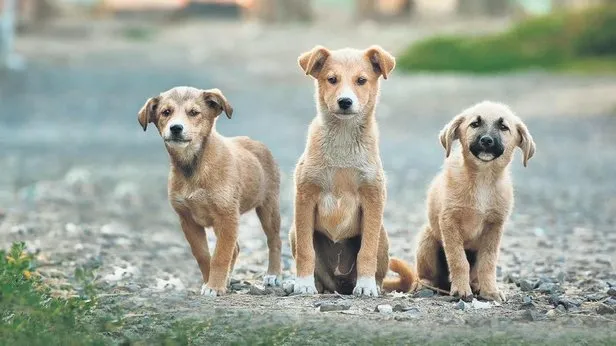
138;86;282;296
288;45;415;296
415;101;536;302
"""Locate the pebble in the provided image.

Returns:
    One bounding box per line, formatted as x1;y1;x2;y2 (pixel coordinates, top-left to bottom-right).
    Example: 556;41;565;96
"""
519;279;536;292
393;304;416;312
550;296;581;310
604;297;616;306
555;305;567;313
585;293;606;302
319;302;351;312
248;285;267;295
547;309;558;316
394;308;421;321
608;288;616;297
522;309;546;321
455;300;469;311
537;283;557;294
521;295;534;308
375;304;393;314
596;304;616;315
413;288;435;298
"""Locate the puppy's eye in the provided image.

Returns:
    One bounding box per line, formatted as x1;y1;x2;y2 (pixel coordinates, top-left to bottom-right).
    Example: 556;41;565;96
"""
189;109;200;117
499;124;509;131
327;76;337;85
161;109;171;117
470;120;481;128
357;77;367;85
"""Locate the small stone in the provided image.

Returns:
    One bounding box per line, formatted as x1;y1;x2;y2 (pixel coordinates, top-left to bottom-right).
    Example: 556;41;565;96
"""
455;300;469;311
229;278;241;285
604;297;616;306
471;299;492;309
319;302;351;312
413;288;435;298
248;285;267;295
608;288;616;297
393;304;415;312
585;293;606;302
553;296;582;310
522;309;546;321
547;308;559;316
375;304;393;314
596;304;616;315
503;273;519;284
519;280;536;292
556;305;567;313
537;283;557;294
521;295;534;308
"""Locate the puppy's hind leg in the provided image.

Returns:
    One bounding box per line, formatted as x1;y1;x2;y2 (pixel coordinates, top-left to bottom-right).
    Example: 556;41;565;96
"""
416;225;445;291
257;197;282;286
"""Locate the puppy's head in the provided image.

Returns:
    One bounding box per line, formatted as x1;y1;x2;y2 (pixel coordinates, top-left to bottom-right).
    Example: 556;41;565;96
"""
298;45;395;120
440;101;536;167
138;86;233;153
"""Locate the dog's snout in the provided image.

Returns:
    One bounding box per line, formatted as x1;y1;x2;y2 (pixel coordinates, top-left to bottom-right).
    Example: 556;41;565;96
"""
170;124;184;135
480;135;494;148
337;97;353;110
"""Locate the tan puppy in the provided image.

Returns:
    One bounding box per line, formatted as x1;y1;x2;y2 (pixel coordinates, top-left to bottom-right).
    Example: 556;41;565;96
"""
138;86;282;296
414;101;535;302
288;45;415;296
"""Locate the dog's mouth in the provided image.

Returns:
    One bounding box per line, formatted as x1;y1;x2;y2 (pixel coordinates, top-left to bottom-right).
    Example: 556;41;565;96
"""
164;138;191;144
470;142;504;162
332;111;359;120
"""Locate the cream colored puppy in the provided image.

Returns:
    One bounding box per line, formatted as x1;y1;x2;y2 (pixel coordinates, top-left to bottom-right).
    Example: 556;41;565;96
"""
288;45;414;297
415;101;536;302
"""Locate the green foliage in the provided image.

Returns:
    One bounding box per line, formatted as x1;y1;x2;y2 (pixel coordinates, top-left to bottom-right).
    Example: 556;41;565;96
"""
398;5;616;74
0;242;106;346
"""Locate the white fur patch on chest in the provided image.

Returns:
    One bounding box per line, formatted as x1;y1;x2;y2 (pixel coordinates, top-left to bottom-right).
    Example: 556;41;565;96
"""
474;184;492;214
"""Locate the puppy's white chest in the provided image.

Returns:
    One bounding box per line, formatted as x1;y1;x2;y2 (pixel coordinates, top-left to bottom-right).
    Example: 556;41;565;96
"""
474;185;492;214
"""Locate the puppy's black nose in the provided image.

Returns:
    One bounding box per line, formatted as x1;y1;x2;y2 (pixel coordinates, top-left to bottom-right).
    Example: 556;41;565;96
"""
337;97;353;110
480;135;494;148
170;124;183;135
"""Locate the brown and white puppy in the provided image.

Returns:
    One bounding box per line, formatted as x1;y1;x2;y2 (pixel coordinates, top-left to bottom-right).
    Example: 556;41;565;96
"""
288;45;415;296
138;86;282;296
415;101;535;302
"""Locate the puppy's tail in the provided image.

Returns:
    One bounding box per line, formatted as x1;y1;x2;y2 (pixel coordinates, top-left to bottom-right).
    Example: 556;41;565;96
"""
382;257;417;293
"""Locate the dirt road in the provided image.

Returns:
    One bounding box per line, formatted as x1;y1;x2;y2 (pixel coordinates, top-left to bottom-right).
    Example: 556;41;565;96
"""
1;18;616;343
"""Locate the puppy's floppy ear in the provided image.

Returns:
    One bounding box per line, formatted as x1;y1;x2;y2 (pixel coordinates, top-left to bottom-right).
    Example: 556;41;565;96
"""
516;121;536;167
439;113;465;158
298;46;330;78
137;96;160;132
203;88;233;119
365;45;396;80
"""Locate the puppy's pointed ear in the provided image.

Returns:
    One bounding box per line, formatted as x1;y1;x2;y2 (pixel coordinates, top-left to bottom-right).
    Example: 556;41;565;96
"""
516;121;536;167
138;96;160;132
298;46;330;78
365;45;396;80
203;88;233;119
439;113;465;158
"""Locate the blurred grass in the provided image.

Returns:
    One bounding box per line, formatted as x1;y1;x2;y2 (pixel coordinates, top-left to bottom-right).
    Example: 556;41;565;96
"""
398;5;616;74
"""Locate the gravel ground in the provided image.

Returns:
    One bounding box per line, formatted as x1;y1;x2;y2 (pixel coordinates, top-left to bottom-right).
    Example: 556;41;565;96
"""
1;18;616;343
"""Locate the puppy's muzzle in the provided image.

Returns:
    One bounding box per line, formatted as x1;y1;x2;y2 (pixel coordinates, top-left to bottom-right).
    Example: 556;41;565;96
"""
165;124;191;143
470;134;504;161
337;97;353;110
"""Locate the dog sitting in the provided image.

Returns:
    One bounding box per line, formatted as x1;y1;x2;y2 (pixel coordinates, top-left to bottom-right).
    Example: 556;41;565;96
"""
138;86;282;296
288;45;415;296
413;101;535;302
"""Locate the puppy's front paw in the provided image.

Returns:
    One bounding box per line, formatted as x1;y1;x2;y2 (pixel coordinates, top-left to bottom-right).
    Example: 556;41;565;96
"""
479;289;506;303
353;276;380;297
450;281;473;300
291;276;318;295
200;283;226;297
263;274;281;287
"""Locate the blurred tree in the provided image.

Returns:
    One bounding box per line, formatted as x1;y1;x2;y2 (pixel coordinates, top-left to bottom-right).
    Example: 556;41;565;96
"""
252;0;312;23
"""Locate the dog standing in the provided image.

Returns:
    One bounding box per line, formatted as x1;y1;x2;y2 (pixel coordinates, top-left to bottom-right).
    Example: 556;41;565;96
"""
138;86;282;296
413;101;535;302
288;46;415;296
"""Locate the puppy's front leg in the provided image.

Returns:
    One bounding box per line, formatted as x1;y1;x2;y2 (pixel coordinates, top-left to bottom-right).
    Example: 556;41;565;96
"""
202;212;239;297
440;216;473;299
293;183;319;295
475;222;505;302
355;185;385;297
179;216;210;285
